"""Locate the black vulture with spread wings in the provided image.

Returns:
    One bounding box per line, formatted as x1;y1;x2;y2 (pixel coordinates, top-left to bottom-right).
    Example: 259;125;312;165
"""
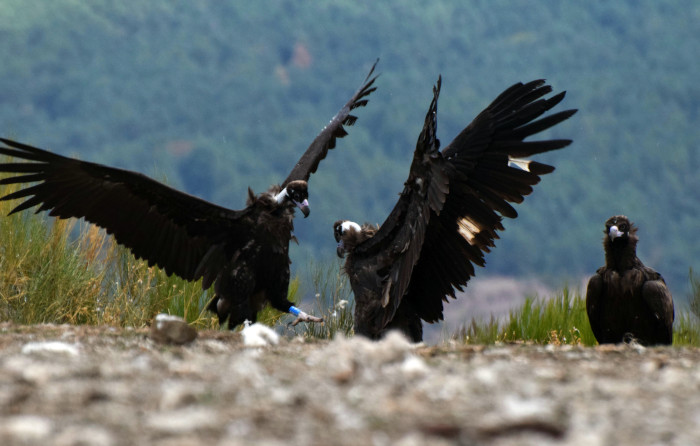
334;76;577;341
0;61;378;329
586;215;674;345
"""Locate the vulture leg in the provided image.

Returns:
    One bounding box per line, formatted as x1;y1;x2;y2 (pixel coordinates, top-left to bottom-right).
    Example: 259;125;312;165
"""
210;263;258;329
288;305;324;326
262;258;323;327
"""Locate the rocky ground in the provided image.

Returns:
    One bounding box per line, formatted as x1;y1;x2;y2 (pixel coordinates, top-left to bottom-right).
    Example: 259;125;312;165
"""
1;322;699;446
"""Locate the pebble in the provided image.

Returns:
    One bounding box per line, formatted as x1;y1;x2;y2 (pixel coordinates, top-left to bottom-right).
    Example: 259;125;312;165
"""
0;415;53;442
21;341;80;356
146;407;220;434
149;314;197;345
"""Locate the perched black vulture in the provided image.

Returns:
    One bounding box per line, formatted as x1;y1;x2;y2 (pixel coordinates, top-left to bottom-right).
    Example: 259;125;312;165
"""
586;215;674;345
0;61;378;329
334;77;577;342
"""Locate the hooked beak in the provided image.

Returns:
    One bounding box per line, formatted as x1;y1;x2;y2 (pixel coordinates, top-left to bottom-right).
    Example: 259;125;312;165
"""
608;225;624;241
336;239;346;258
295;199;310;218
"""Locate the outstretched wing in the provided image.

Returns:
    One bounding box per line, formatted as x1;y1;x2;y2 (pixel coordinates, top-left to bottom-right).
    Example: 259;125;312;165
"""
281;60;379;187
355;79;577;327
404;80;577;322
0;138;249;285
351;77;447;327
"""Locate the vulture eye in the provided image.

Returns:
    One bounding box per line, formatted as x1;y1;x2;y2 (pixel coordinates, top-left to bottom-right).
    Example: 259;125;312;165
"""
295;191;306;202
619;223;628;232
333;225;343;242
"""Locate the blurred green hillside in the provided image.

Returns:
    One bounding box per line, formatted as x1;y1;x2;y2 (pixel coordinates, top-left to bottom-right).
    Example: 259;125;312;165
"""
0;1;698;301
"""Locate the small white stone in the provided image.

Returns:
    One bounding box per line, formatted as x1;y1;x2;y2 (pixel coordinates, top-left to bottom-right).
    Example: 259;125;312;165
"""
21;341;80;357
146;407;220;434
501;395;553;419
1;415;53;442
241;323;279;347
401;355;429;378
54;425;114;446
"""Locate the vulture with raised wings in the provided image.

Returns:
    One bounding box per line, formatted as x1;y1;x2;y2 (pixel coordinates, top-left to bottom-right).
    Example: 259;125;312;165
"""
586;215;674;345
334;77;577;342
0;61;378;329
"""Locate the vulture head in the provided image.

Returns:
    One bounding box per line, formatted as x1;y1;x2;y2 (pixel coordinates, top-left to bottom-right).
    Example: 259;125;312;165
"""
603;215;640;271
333;220;367;257
276;180;310;217
604;215;638;246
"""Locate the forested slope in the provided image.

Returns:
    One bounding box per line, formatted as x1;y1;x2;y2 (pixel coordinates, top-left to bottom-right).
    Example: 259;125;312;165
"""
0;1;698;298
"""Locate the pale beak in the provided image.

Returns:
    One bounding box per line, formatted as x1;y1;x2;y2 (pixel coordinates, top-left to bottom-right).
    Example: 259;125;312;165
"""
336;239;345;258
609;225;624;240
295;199;310;218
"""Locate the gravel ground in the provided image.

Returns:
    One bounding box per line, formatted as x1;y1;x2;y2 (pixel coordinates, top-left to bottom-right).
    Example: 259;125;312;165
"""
1;322;699;446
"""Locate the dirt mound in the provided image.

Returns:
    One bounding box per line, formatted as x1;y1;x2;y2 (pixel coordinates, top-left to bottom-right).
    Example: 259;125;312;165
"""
1;323;698;445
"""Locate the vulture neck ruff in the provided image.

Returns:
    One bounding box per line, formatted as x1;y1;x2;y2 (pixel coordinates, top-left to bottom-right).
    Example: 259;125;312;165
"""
273;188;288;204
604;234;639;271
341;221;362;234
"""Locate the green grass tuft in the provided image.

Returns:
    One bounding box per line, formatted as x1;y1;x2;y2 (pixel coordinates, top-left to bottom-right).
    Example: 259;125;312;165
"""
501;288;597;345
673;268;700;346
0;201;106;325
453;288;596;345
290;260;354;340
0;177;218;328
455;280;700;347
451;315;502;345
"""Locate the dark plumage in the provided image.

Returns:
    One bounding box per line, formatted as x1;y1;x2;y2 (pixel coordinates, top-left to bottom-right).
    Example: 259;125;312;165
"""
586;215;674;345
0;61;378;329
334;77;577;342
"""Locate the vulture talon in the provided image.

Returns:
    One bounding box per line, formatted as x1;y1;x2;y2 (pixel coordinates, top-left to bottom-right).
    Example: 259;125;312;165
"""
288;305;324;326
290;314;324;327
